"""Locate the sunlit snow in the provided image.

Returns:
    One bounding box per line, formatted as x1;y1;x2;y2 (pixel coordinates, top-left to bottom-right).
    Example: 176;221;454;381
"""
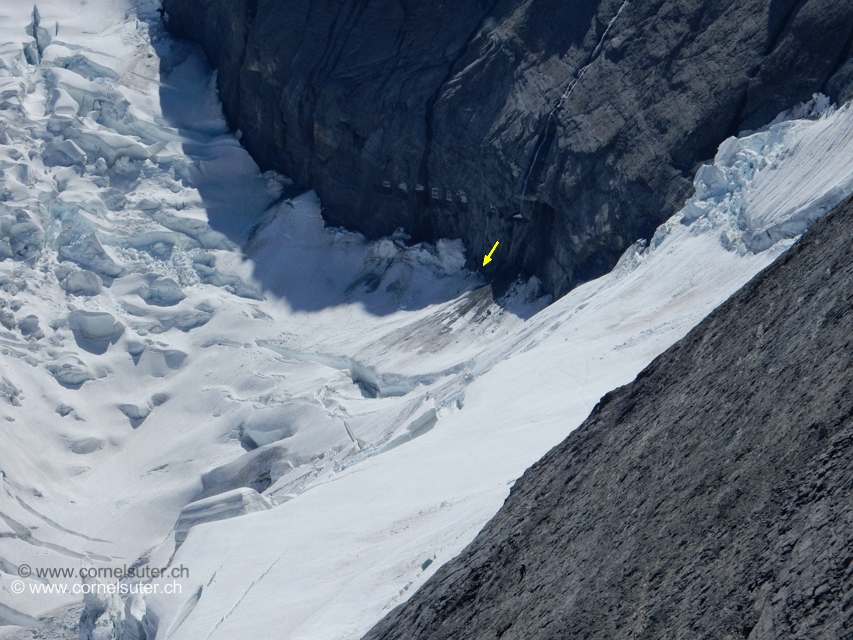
1;0;852;638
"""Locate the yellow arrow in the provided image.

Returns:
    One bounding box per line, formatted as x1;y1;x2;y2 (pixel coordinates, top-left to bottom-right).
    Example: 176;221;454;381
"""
482;241;500;266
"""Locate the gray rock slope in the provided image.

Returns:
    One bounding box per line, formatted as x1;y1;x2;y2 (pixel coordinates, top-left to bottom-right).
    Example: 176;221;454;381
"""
164;0;853;297
362;195;853;639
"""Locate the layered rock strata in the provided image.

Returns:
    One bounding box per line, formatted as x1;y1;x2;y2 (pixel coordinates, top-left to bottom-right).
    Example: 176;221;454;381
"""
164;0;853;296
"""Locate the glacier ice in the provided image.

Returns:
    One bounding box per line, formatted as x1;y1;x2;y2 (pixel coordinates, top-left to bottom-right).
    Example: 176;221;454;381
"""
1;0;853;638
68;310;124;341
60;269;103;296
679;95;853;253
173;488;273;547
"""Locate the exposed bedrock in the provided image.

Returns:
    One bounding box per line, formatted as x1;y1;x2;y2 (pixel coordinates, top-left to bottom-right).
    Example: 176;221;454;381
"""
163;0;853;297
363;196;853;638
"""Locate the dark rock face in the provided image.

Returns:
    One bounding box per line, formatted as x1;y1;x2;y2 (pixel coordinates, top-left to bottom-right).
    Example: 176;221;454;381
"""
362;196;853;639
163;0;853;297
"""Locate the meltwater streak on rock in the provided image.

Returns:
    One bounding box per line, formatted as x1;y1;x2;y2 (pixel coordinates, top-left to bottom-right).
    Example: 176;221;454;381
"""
363;196;853;639
520;0;629;199
163;0;853;299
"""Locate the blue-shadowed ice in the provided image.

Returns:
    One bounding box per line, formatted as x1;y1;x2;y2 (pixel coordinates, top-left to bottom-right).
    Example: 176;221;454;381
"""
2;0;853;638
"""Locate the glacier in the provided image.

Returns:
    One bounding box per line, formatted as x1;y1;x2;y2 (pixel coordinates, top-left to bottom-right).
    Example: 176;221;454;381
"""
1;0;853;638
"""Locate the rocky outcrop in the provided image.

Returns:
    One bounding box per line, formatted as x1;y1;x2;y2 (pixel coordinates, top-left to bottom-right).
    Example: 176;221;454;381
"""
163;0;853;297
362;195;853;639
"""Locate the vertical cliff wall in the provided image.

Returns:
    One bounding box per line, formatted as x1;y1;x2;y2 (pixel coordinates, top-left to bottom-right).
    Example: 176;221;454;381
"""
163;0;853;297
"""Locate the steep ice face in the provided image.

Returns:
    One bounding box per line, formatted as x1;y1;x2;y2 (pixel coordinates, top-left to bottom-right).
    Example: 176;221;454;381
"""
1;1;853;639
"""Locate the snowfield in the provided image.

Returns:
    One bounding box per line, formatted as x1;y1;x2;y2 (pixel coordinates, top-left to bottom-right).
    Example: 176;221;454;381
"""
2;0;853;639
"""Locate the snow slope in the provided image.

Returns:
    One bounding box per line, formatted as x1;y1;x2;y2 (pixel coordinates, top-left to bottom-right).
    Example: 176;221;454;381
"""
0;0;852;638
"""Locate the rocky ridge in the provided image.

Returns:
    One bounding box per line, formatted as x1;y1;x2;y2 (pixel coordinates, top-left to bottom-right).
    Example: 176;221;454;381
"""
363;195;853;638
